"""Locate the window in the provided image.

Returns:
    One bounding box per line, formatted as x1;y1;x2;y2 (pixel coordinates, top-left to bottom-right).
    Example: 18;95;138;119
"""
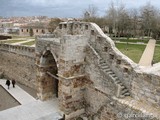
64;24;67;28
109;54;114;59
91;30;95;35
104;47;108;52
117;60;121;64
59;24;62;29
85;25;88;30
124;67;129;73
42;29;45;34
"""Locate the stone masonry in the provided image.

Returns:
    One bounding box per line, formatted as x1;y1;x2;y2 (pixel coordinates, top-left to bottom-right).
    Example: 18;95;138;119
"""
0;21;160;120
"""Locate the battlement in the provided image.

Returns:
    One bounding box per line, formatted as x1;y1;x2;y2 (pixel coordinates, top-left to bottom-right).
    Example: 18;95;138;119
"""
0;43;35;58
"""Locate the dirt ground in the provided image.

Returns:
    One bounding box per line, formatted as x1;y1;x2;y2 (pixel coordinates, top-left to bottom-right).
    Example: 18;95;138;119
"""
0;85;20;111
0;82;37;111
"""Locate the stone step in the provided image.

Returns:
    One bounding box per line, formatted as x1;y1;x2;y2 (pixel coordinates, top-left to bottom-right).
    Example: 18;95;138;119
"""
99;60;105;64
111;76;120;83
107;71;114;74
118;82;123;86
99;62;108;66
113;77;119;81
122;92;130;96
115;80;121;84
99;59;131;98
101;65;109;69
104;69;111;72
120;85;126;89
110;73;116;77
121;89;129;94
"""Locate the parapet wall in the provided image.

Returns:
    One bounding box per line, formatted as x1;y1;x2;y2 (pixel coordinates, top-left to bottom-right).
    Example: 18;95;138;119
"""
0;44;35;58
88;23;160;108
0;43;36;89
54;21;160;119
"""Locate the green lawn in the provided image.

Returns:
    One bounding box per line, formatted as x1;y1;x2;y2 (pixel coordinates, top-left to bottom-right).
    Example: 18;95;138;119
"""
12;35;34;39
115;43;146;63
153;46;160;63
114;39;149;43
115;43;160;63
113;38;160;45
21;41;35;46
1;40;25;44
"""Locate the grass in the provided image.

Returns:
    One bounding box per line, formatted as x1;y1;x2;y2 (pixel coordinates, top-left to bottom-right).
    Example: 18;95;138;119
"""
1;40;25;44
115;43;146;63
153;46;160;63
12;35;34;39
114;39;149;43
115;43;160;63
113;37;160;45
21;41;35;46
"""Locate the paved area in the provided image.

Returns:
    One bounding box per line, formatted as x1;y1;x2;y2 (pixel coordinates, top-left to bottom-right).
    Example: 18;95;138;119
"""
0;79;36;105
139;39;156;66
0;79;62;120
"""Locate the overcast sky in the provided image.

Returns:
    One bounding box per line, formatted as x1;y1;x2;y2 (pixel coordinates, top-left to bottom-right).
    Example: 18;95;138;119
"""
0;0;159;18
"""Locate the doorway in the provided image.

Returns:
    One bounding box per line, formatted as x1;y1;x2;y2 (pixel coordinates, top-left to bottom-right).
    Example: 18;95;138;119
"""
39;50;59;98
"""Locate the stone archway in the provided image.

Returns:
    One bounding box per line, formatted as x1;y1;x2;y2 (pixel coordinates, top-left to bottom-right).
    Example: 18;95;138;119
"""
37;50;59;100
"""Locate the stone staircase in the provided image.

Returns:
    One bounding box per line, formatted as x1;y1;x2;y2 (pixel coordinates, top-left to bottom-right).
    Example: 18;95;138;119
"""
98;58;130;98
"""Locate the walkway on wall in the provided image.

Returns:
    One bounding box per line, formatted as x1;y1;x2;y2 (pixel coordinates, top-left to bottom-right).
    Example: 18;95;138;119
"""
139;39;156;66
113;96;160;119
11;39;35;45
0;79;62;120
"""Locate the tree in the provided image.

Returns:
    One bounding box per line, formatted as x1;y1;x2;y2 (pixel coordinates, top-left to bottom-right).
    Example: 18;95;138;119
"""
82;5;107;30
116;4;131;37
129;8;139;37
83;4;98;19
48;18;62;33
105;2;130;37
140;2;158;37
105;2;117;35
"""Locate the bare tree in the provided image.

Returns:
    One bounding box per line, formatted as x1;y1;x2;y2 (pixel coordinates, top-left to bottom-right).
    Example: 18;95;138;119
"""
105;2;117;35
83;4;98;19
48;18;62;33
129;8;139;37
140;2;158;37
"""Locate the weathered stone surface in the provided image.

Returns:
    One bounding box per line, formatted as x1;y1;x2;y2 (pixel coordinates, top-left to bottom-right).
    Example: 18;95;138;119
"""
1;21;160;120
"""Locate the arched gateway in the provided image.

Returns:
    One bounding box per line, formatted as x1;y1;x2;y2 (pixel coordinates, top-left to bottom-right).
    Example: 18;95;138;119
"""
37;50;59;100
35;30;88;119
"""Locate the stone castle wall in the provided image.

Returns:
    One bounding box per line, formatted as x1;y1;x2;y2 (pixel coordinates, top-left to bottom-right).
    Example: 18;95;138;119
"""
0;44;36;89
54;22;160;119
0;21;159;119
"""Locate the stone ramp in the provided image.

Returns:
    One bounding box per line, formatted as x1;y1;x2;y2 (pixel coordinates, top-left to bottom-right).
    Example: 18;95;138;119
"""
0;79;36;105
0;99;62;120
139;39;156;66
